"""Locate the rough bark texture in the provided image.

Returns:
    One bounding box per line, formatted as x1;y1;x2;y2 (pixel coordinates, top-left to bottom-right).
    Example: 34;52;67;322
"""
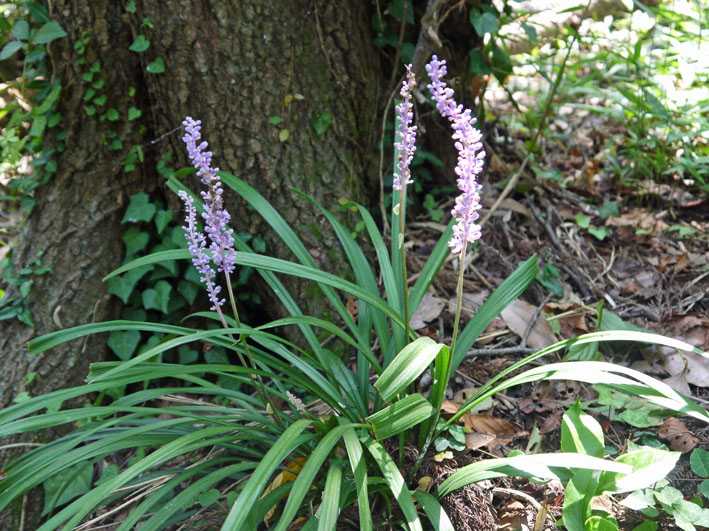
139;0;380;317
0;1;380;528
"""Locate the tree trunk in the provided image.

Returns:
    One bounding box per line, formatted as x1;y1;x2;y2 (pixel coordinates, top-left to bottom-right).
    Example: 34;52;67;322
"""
0;1;380;527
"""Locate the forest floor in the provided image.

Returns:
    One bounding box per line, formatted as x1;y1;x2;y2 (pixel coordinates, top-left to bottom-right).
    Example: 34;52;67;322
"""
400;76;709;529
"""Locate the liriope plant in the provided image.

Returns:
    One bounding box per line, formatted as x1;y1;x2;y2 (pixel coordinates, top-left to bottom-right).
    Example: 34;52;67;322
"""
0;57;707;530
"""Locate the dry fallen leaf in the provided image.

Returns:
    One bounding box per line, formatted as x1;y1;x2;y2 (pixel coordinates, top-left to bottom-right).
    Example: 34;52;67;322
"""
410;291;445;330
662;350;709;388
440;400;462;415
416;475;435;492
657;417;698;453
461;414;528;449
447;290;490;318
501;299;557;349
433;450;454;462
465;431;497;450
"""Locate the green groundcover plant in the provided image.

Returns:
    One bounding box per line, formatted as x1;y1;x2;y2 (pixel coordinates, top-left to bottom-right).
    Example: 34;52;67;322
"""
1;57;708;530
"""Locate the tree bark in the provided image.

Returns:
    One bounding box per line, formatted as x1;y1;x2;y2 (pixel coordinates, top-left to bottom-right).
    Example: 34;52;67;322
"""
0;1;380;527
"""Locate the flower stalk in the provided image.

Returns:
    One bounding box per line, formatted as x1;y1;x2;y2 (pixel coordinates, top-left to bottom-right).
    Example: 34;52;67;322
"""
393;66;417;346
179;117;283;426
412;56;486;478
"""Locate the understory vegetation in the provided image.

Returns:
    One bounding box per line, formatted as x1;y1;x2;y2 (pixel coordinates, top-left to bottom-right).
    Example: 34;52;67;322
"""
1;0;708;529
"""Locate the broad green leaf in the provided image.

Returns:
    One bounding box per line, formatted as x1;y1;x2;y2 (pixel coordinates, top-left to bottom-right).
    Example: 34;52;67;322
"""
469;48;492;75
561;402;605;458
367;393;435;440
223;419;313;530
491;41;512;83
470;10;499;35
135;463;252;531
312;111;332;135
376;337;445;401
107;264;152;303
122;226;149;256
12;20;29;41
412;490;455;531
42;461;93;516
317;457;342;530
436;453;630;498
32;21;67;45
0;40;23;60
363;437;423;531
121;192;156;223
127;106;142;121
147;57;165;74
598;447;680;494
129;34;150;52
341;425;372;531
562;468;600;531
107;330;140;361
142;280;171;314
690;448;709;478
153;209;172;233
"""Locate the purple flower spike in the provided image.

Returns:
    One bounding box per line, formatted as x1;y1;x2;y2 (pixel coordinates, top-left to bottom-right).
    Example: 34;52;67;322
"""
393;66;417;192
178;190;225;310
425;56;485;254
182;117;237;275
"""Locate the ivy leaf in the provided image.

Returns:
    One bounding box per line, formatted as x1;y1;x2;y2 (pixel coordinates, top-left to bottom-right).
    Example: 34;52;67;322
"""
147;57;165;74
42;462;93;516
279;129;289;142
108;330;141;360
177;279;199;305
107;265;153;303
312;111;332;135
129;35;150;53
122;226;150;256
470;10;499;36
154;209;173;234
122;192;156;223
598;201;620;220
142;280;172;313
178;345;199;364
575;214;591;229
491;42;512;83
106;108;120;121
389;0;414;24
198;489;221;508
588;226;609;241
469;48;491;75
128;106;142;120
32;21;67;45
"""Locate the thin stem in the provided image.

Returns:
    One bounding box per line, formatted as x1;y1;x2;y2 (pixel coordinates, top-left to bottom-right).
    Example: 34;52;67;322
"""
223;272;285;429
398;187;411;346
410;244;467;481
449;246;467;358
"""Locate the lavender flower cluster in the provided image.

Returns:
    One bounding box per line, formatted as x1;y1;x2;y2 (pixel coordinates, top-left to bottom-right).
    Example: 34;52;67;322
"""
425;56;485;255
178;117;237;310
393;67;417;192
